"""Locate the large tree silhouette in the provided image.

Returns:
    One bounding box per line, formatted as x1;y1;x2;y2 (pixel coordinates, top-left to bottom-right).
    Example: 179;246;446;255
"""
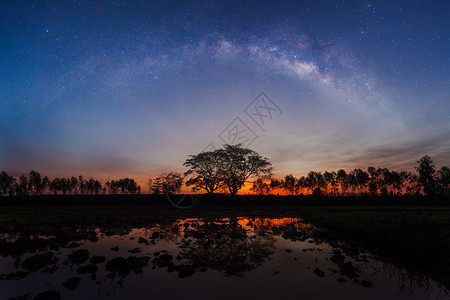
184;149;228;194
184;144;272;195
221;144;272;195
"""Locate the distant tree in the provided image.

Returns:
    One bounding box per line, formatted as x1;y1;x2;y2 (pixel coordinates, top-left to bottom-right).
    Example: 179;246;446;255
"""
69;177;78;194
336;169;348;195
42;176;50;194
437;166;450;195
306;172;317;193
416;155;436;196
105;178;139;194
0;171;15;196
283;174;297;195
28;170;49;195
151;172;184;194
323;171;336;195
269;178;282;195
106;180;118;194
314;172;326;194
250;178;270;195
61;178;70;194
353;169;369;194
78;176;86;194
296;176;306;194
346;171;357;194
28;170;42;195
379;168;391;195
86;178;102;194
49;178;61;195
404;172;419;195
15;175;29;196
117;178;138;194
388;170;403;195
367;166;378;195
94;179;102;194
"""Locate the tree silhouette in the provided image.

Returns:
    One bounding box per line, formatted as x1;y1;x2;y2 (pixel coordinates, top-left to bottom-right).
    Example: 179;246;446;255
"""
437;166;450;195
86;178;102;194
283;174;297;195
184;144;272;195
269;178;282;195
0;154;446;197
184;149;228;194
250;178;270;195
416;155;436;196
219;144;272;195
323;171;336;195
78;175;86;194
296;176;306;194
0;171;15;197
28;170;49;195
353;169;369;194
69;177;78;194
16;175;29;196
106;178;139;194
150;172;183;194
336;169;348;195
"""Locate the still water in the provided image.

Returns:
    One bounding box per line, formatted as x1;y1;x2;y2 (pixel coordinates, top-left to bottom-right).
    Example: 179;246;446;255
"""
0;217;446;299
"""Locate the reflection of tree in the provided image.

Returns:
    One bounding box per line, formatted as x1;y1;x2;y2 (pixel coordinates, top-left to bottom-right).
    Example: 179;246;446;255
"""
377;261;449;298
248;217;319;242
179;218;275;276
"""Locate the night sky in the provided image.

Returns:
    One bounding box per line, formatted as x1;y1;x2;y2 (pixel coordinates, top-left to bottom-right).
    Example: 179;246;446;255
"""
1;1;449;183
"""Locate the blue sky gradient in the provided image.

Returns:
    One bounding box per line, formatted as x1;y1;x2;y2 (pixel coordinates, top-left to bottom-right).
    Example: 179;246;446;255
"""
0;0;449;182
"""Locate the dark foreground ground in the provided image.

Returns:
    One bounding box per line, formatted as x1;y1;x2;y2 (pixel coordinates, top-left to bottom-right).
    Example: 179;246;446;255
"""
1;194;449;290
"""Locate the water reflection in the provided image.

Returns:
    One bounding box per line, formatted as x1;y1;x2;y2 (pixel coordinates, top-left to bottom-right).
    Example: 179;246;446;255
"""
179;218;275;276
0;217;447;300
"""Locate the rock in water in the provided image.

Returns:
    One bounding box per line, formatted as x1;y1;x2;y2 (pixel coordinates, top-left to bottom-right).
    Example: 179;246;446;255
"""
62;277;81;290
105;257;132;278
67;249;89;265
313;268;325;278
90;256;106;264
22;252;55;272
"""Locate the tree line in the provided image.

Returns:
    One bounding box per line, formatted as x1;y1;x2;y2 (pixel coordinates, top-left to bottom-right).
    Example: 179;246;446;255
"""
1;145;449;197
0;172;140;196
251;168;449;197
252;155;449;196
151;150;449;197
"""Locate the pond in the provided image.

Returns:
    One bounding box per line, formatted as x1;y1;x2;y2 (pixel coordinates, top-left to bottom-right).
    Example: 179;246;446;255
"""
0;217;447;299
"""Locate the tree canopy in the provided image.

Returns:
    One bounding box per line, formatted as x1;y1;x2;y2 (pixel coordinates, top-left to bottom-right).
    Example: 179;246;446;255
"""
416;155;436;196
184;144;272;195
150;172;183;194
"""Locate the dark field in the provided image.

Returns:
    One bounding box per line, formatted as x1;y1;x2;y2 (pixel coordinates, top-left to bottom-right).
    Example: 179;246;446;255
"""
1;195;449;299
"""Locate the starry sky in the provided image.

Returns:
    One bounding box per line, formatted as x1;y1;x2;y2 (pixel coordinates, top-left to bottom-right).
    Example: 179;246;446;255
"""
0;0;449;183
